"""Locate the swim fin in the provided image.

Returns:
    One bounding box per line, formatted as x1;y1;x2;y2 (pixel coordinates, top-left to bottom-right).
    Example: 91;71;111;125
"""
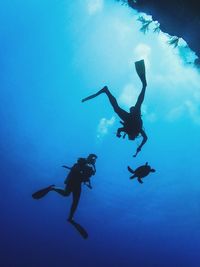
32;185;54;199
135;59;146;86
82;86;107;103
68;219;88;239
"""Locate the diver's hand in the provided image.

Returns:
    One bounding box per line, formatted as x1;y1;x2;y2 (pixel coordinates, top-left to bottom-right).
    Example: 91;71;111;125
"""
62;165;67;168
85;183;92;189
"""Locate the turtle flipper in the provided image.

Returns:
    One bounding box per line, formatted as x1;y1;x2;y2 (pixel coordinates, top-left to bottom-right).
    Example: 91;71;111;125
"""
130;174;137;179
128;166;135;174
137;178;143;184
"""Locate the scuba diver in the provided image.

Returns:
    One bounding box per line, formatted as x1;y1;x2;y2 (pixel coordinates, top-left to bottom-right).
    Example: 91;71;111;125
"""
82;60;148;157
32;154;97;222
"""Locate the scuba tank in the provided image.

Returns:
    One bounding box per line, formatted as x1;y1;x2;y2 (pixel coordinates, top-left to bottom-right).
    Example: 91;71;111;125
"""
120;113;143;140
63;157;95;184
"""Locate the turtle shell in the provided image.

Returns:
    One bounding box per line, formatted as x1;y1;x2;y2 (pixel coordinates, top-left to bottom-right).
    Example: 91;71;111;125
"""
134;165;151;178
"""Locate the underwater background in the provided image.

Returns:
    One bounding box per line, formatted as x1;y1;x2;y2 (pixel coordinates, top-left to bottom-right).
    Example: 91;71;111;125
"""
1;0;200;266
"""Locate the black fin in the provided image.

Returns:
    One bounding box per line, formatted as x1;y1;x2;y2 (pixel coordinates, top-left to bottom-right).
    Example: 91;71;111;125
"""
135;60;147;86
68;219;88;239
32;185;54;199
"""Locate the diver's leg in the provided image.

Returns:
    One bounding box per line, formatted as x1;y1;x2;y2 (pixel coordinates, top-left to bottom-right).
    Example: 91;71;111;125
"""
103;87;125;117
68;186;81;221
82;86;128;121
134;60;147;110
51;186;70;197
134;84;147;111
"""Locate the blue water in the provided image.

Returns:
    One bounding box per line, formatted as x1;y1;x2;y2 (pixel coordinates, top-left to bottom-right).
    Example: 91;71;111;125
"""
1;1;200;266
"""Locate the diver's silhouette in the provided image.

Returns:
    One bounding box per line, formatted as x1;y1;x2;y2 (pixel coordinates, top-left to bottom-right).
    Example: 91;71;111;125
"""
82;60;147;157
32;154;97;222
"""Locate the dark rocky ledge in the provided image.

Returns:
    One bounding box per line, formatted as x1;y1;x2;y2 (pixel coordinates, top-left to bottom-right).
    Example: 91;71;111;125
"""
118;0;200;66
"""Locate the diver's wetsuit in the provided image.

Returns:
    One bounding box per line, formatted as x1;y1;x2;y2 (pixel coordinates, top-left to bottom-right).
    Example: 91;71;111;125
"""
52;159;96;221
32;154;97;221
64;163;83;221
82;84;147;155
82;60;148;156
116;82;146;140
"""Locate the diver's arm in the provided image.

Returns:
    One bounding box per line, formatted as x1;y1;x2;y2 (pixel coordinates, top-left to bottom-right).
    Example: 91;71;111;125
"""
133;129;148;157
84;180;92;189
62;165;71;170
87;180;92;189
90;164;96;175
138;129;148;151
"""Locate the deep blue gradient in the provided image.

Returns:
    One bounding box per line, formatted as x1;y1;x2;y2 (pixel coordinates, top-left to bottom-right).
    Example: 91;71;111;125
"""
1;1;200;266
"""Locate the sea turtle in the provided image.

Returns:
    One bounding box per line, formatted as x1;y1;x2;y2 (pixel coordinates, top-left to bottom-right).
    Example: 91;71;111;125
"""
127;162;155;184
